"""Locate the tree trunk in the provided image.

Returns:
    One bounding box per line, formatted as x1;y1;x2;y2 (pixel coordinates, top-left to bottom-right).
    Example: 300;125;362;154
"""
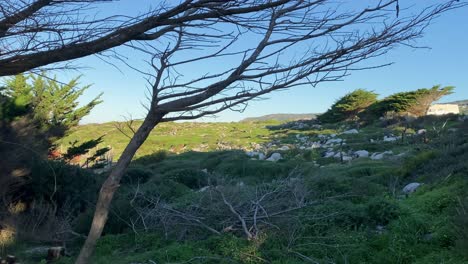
75;112;162;264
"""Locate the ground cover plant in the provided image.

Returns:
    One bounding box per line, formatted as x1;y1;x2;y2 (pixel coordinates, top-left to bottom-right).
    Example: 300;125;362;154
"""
4;112;467;264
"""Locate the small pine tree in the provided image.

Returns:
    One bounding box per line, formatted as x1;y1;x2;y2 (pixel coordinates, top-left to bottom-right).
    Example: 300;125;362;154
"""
3;73;102;137
319;89;378;123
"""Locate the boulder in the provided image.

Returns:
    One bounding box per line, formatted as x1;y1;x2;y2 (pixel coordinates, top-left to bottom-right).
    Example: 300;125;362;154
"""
383;135;399;142
324;151;335;158
402;182;421;194
417;129;427;135
266;153;282;162
333;152;343;158
354;150;369;158
342;129;359;134
258;153;266;160
370;151;393;160
279;146;290;151
325;138;343;144
309;142;321;149
370;153;384;160
342;155;353;161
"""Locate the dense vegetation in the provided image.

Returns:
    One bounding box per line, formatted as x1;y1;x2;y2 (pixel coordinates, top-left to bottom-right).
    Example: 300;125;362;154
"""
3;110;467;263
0;74;104;255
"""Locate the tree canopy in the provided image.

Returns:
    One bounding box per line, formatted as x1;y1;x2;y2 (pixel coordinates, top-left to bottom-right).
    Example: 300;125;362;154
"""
2;74;102;136
319;89;378;123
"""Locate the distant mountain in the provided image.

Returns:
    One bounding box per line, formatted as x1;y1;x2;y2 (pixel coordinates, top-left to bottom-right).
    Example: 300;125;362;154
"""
241;113;319;122
444;99;468;106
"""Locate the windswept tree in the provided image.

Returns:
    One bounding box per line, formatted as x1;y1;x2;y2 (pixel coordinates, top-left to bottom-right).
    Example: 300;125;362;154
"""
364;85;454;118
319;89;378;123
0;1;466;263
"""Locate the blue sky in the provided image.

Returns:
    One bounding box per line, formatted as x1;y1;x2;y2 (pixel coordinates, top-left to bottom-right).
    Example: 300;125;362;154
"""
70;1;468;124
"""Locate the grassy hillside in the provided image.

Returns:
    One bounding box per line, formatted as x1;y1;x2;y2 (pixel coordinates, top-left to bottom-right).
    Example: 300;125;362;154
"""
7;115;468;264
241;113;318;122
58;120;281;160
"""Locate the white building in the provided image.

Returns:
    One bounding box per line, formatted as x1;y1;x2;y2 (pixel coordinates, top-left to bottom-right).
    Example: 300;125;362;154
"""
427;104;460;115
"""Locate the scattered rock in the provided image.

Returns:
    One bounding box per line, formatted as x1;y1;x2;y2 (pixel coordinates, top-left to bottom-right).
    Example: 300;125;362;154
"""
266;153;282;162
279;146;290;151
417;129;427;135
402;182;421;194
354;150;369;158
324;151;335;158
342;129;359;134
370;150;393;160
333;152;344;158
258;153;266;160
342;155;353;161
325;138;343;144
383;135;399;142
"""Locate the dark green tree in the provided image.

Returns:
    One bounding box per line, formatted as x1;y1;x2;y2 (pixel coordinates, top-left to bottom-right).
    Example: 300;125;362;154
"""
319;89;378;123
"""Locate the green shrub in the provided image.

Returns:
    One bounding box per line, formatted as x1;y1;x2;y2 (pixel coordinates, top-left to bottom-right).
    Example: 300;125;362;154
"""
366;197;399;225
121;166;154;184
163;168;208;189
454;197;468;257
27;160;99;215
133;150;167;166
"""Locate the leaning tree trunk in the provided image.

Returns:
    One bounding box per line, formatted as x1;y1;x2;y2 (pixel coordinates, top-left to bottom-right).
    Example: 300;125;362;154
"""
75;112;162;264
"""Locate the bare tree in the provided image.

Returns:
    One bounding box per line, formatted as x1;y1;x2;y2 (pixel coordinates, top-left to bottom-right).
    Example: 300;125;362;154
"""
1;1;465;263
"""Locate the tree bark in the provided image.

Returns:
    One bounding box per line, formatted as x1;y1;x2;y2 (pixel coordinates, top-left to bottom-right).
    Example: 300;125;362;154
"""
75;111;162;264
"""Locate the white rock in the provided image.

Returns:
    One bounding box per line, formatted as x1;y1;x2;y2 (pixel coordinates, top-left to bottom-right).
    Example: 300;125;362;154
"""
324;151;335;158
354;150;369;158
279;146;290;151
326;138;343;144
402;182;421;194
417;129;427;135
245;151;256;157
383;136;400;142
342;129;359;134
370;153;384;160
309;142;321;149
330;134;337;138
342;155;353;161
333;152;343;158
266;152;282;162
258;153;266;160
370;151;393;160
